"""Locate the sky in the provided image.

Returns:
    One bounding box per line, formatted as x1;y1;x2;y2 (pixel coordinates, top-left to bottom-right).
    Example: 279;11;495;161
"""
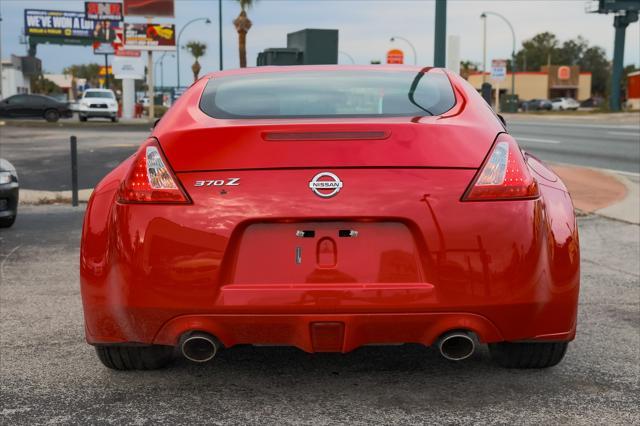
1;0;638;87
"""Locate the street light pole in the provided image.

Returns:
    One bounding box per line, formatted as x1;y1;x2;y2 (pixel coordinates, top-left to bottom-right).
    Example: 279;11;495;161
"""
481;11;517;104
0;10;3;99
218;0;223;70
389;37;417;65
482;14;487;83
339;51;355;64
176;17;211;88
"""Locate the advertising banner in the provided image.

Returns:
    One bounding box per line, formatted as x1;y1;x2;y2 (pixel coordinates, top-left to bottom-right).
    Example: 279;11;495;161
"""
123;0;174;17
124;23;176;50
25;9;119;42
85;2;123;21
113;56;145;79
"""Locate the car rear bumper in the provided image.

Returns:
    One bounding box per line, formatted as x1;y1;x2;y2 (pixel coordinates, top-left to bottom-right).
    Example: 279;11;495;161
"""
79;108;117;117
81;167;580;351
0;183;19;217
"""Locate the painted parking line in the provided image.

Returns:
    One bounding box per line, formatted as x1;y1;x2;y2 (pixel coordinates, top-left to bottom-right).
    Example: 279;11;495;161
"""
607;131;640;138
515;137;562;144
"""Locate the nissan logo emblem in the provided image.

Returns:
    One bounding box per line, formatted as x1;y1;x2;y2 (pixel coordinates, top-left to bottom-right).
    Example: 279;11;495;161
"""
309;172;343;198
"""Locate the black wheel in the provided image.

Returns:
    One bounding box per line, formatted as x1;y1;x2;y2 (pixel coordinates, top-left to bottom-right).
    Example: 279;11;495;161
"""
44;109;60;122
0;216;16;228
111;116;118;123
79;115;87;122
95;345;174;370
489;341;568;368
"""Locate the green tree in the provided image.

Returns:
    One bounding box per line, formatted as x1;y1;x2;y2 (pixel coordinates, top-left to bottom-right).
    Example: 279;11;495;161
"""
577;46;609;96
514;32;610;97
184;41;207;82
514;31;559;71
459;60;478;80
233;0;256;68
30;75;62;95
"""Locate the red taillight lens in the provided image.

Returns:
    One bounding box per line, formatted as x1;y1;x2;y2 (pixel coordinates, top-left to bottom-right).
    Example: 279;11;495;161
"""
462;134;539;201
118;139;190;203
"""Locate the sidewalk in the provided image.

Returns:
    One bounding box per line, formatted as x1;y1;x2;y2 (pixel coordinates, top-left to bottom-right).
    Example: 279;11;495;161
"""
18;163;639;225
550;163;639;224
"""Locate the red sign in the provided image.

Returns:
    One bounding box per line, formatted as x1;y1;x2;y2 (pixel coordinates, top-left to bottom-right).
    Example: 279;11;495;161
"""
116;49;141;57
123;0;174;17
558;66;571;80
386;49;404;65
85;2;123;21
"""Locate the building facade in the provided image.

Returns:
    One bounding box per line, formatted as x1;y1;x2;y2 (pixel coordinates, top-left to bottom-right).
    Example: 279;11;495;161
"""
467;65;592;102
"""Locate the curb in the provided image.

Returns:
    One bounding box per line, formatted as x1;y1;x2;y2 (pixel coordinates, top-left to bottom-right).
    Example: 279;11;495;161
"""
19;189;93;205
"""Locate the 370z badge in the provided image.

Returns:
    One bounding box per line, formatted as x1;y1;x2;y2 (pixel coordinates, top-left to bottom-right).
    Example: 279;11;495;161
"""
309;172;343;198
194;178;240;187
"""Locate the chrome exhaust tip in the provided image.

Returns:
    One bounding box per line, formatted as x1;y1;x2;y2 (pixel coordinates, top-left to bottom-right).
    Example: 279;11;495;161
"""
437;332;475;361
180;332;219;363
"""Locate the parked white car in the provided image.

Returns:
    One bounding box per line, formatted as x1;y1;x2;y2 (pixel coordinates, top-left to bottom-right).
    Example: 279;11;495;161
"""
78;89;119;122
551;97;580;111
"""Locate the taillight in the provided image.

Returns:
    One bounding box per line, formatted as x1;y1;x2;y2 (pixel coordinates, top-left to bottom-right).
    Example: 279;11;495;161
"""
462;134;539;201
117;139;190;203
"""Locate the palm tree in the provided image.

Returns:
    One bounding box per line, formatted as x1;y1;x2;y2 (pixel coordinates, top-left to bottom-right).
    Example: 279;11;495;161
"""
184;41;207;82
233;0;255;68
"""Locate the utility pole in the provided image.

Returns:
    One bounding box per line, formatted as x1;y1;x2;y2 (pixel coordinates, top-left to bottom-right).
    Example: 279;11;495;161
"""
104;54;109;89
610;12;638;111
434;0;447;67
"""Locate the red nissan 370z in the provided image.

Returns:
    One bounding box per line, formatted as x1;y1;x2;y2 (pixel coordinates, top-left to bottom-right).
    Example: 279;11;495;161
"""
80;66;579;370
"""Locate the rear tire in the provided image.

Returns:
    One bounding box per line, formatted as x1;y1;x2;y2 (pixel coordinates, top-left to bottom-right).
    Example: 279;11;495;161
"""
489;341;568;368
95;345;174;370
44;109;60;122
79;115;87;122
0;216;16;228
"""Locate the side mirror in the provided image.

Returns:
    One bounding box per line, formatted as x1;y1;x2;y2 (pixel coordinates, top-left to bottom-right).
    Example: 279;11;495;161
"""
497;113;507;128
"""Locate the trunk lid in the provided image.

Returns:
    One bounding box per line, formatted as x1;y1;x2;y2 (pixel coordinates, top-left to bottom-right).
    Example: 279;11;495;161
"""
157;117;500;172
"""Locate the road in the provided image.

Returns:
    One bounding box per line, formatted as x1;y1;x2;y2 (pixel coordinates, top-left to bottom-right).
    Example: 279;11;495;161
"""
509;118;640;174
0;206;638;424
0;116;638;191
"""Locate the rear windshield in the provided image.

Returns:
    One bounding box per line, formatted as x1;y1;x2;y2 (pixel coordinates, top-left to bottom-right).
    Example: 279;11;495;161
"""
84;91;114;99
199;70;456;119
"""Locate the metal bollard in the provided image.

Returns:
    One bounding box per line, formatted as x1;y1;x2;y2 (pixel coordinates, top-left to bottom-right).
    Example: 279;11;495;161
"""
70;135;78;207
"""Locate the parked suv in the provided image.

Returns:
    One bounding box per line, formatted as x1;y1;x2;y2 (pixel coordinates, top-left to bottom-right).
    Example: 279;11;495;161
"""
551;97;580;111
78;89;118;122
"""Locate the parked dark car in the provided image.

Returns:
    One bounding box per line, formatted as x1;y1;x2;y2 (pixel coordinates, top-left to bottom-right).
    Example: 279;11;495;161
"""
580;97;605;108
520;99;552;111
0;159;19;228
0;94;72;122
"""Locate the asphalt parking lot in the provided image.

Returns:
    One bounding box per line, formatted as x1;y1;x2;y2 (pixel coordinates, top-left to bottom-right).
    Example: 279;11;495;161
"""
1;206;638;424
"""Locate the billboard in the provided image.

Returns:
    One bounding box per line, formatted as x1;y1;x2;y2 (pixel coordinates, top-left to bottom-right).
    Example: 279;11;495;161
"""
85;2;123;21
25;9;119;42
113;56;145;79
124;23;176;50
123;0;174;17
